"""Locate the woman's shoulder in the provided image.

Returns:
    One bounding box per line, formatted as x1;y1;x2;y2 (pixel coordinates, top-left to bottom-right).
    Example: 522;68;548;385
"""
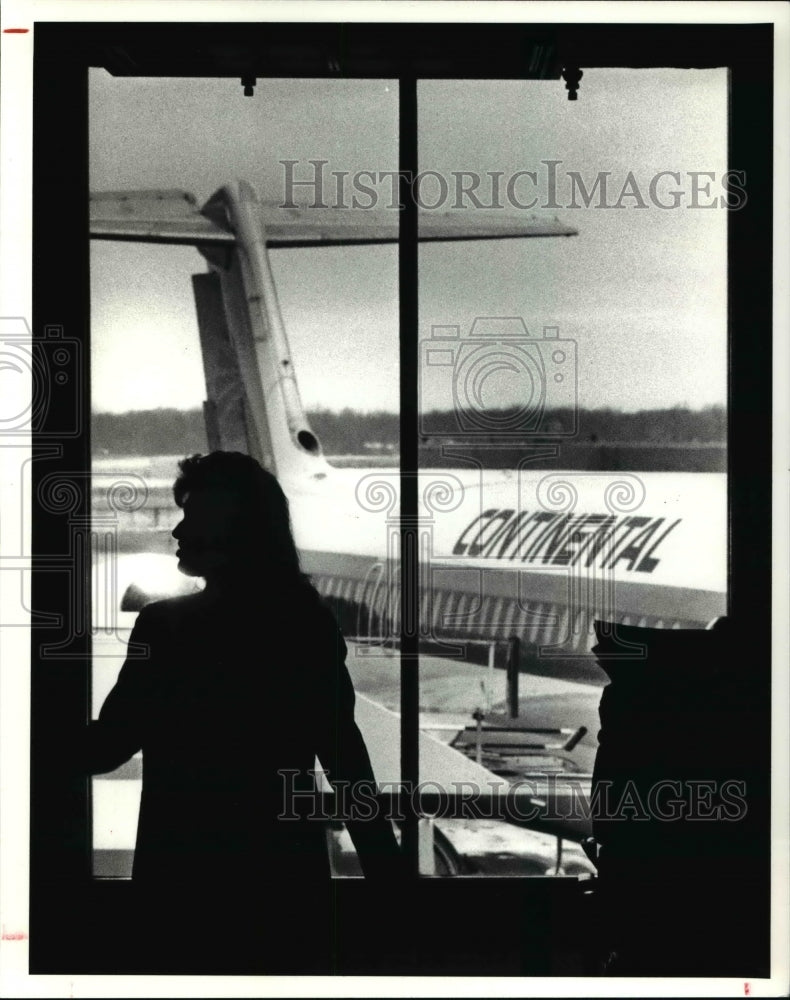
271;582;346;656
133;591;213;631
137;582;344;645
280;580;340;629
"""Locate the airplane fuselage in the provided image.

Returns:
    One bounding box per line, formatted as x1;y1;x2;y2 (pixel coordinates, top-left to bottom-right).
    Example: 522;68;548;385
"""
289;465;726;678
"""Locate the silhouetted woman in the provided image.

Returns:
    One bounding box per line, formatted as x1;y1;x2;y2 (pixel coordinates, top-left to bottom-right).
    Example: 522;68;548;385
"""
85;452;403;970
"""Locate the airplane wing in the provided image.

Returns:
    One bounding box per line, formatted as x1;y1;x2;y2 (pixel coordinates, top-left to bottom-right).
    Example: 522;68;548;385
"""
354;694;591;842
90;189;579;247
90;191;233;245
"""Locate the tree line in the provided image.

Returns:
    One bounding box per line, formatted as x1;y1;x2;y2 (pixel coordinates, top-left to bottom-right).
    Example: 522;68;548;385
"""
92;405;725;456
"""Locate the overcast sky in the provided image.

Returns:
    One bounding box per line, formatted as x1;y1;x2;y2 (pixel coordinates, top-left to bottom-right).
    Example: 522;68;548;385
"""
89;68;728;414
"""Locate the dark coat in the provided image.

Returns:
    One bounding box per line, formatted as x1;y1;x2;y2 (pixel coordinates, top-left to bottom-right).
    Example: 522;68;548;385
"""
86;583;402;889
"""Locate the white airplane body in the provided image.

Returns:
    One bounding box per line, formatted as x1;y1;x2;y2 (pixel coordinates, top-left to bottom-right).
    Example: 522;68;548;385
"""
90;182;726;679
292;466;724;632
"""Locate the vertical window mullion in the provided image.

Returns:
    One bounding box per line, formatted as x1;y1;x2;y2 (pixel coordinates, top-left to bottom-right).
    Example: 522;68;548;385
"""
398;75;420;875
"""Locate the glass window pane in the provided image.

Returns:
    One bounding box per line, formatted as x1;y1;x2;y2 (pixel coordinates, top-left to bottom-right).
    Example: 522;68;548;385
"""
89;71;400;878
417;73;727;876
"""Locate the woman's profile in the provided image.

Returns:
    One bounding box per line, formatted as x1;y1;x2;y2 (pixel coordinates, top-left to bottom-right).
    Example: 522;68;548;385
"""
84;452;403;969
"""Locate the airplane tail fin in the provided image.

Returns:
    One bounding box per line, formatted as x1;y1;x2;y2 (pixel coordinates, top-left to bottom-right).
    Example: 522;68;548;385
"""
90;183;578;486
196;181;332;485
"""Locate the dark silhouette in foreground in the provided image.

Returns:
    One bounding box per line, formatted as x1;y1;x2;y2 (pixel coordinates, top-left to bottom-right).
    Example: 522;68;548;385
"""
85;452;404;971
587;618;767;977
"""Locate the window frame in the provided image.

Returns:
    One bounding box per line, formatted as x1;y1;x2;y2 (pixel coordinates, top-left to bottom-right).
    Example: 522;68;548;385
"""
29;19;773;975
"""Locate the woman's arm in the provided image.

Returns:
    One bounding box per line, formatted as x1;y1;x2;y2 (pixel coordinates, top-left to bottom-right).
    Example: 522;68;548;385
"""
84;605;158;774
314;619;406;880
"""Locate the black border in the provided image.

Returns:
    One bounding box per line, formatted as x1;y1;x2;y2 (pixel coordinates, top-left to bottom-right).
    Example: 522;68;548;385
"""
30;21;773;976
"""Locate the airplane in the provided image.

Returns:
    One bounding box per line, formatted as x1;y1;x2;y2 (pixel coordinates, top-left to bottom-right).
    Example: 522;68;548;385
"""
88;182;727;865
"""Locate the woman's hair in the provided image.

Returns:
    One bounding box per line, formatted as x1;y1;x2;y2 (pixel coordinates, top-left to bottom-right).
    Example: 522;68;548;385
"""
173;451;308;583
